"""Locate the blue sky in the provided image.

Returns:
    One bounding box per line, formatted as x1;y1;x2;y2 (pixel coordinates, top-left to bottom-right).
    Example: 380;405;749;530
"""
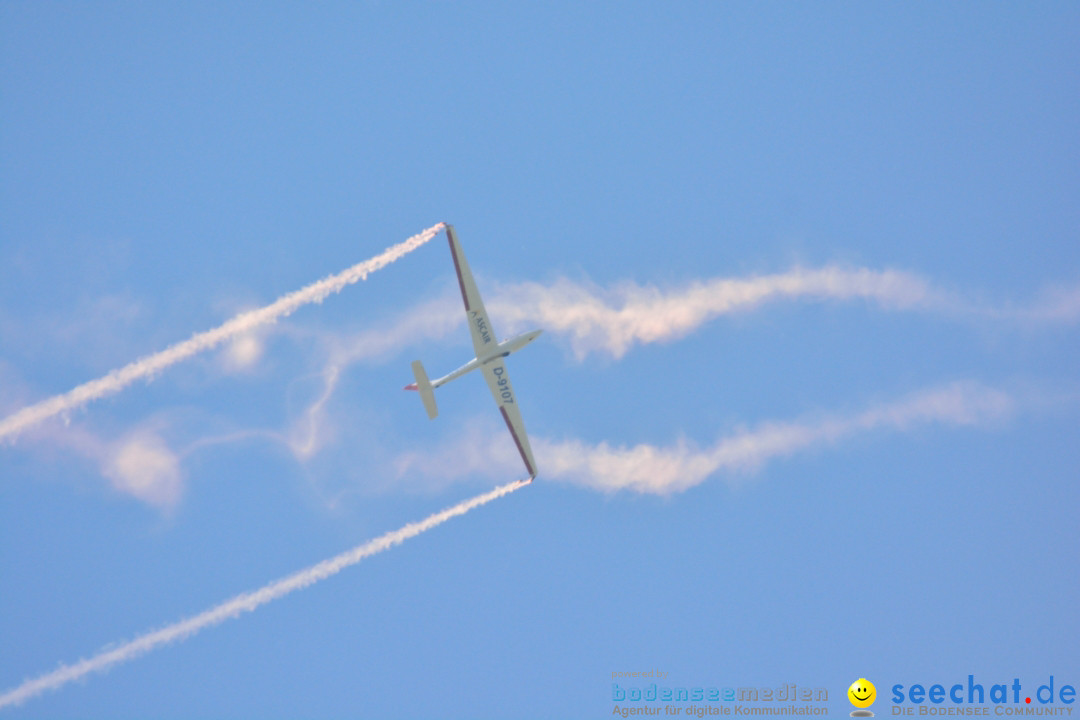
1;3;1078;718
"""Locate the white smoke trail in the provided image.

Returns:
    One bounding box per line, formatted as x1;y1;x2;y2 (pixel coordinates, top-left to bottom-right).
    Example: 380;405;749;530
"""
395;381;1014;495
486;267;942;359
330;266;944;365
330;267;1080;365
0;223;444;442
536;381;1014;494
0;477;527;710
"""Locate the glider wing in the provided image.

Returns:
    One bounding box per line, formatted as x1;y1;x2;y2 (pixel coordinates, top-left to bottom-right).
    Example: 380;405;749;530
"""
446;224;498;359
481;357;537;479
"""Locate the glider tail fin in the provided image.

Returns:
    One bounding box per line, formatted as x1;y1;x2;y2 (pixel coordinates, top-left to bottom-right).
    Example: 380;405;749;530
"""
405;360;438;419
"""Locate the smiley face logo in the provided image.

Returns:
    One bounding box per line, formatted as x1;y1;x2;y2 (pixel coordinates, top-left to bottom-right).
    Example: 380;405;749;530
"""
848;678;876;708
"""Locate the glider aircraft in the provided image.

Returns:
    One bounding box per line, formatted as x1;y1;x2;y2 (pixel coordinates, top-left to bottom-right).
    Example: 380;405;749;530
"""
405;225;541;480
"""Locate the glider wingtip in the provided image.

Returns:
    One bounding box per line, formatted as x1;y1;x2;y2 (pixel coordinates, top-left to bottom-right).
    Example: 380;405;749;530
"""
404;383;418;391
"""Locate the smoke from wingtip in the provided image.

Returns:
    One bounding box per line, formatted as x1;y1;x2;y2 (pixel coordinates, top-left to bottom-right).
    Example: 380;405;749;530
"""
0;223;444;443
394;381;1014;495
0;476;527;710
487;266;941;359
536;381;1014;494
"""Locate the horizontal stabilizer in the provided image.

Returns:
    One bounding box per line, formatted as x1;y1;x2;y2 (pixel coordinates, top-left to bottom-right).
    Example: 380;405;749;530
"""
407;360;438;419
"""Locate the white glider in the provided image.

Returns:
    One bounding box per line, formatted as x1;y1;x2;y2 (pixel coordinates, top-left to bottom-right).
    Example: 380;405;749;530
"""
405;225;541;480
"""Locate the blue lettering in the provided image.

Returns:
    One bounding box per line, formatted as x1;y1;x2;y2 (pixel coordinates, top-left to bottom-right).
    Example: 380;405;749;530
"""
969;676;984;704
613;684;625;701
472;314;491;344
890;678;1073;707
1038;678;1054;704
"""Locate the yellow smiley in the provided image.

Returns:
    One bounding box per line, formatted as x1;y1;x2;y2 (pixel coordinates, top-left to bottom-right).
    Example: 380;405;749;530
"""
848;678;876;708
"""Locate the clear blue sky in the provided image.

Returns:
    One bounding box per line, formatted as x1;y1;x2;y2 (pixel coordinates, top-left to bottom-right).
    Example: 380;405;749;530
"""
1;3;1077;719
